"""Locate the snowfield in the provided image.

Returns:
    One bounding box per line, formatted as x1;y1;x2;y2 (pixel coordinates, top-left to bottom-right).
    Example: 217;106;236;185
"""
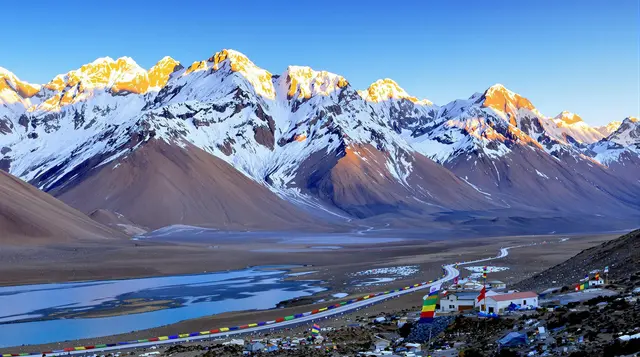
352;266;420;277
464;266;510;273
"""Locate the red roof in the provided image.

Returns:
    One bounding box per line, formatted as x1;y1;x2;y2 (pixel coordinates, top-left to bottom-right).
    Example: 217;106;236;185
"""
487;291;537;302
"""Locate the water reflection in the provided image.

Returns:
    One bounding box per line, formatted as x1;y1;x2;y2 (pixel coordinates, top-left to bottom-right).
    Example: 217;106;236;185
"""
0;267;325;347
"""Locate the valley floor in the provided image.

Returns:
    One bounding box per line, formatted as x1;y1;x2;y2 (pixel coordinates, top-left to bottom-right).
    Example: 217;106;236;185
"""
0;230;622;352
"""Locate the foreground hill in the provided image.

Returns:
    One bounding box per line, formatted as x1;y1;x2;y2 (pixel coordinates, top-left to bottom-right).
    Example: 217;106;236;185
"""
0;170;122;243
514;229;640;291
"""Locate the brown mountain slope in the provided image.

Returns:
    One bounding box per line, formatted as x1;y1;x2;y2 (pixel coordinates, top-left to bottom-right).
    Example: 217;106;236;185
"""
296;144;494;218
54;140;320;230
445;145;640;215
0;170;123;244
514;229;640;291
88;209;148;236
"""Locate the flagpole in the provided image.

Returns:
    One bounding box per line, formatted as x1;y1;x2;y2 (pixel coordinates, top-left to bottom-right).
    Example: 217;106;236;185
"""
426;325;432;356
483;267;487;337
483;266;487;313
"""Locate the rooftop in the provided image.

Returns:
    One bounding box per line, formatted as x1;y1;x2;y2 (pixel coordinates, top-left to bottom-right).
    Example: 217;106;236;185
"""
488;291;538;302
447;291;480;299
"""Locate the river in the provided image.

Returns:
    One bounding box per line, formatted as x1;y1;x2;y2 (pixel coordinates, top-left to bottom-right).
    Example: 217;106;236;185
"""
0;266;324;347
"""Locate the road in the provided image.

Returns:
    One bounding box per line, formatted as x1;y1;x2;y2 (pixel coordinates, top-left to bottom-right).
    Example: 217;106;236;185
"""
27;243;534;356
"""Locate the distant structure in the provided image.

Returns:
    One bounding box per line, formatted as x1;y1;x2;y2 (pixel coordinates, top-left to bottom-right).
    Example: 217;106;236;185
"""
488;280;507;290
439;291;478;312
461;281;484;290
589;277;605;287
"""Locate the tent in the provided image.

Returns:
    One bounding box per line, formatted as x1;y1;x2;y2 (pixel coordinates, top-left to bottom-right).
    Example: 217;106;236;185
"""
247;342;265;352
478;311;499;318
498;332;529;347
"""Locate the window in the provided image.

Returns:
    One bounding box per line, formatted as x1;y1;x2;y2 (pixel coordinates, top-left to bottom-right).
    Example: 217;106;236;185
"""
523;300;527;305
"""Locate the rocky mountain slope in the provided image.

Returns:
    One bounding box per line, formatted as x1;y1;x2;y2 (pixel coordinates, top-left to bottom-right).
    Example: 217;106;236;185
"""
514;229;640;291
1;49;638;231
0;170;123;243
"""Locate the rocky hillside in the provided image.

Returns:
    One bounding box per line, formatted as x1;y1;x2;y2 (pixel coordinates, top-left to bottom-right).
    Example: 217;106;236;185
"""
514;229;640;291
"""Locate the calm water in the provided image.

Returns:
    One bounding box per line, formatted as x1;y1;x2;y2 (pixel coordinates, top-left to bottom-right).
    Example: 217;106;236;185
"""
0;267;325;348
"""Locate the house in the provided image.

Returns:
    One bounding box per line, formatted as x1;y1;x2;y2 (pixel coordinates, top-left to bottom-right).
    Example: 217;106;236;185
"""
405;343;422;352
373;337;391;351
246;342;266;353
488;280;507;290
482;291;538;313
439;291;479;312
462;281;484;290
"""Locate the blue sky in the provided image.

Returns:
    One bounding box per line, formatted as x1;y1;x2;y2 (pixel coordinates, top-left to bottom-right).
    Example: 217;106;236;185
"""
1;0;637;125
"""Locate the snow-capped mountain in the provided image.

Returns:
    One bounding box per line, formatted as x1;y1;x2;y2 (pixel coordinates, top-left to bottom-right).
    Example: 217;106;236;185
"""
608;117;639;150
359;79;438;138
544;111;609;144
585;117;640;183
595;121;622;137
390;83;640;213
1;50;639;230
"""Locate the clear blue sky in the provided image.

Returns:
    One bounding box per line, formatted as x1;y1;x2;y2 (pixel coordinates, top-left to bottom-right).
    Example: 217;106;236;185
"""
1;0;638;125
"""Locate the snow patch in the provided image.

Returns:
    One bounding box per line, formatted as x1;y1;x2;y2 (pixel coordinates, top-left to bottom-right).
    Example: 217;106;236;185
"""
535;169;549;179
352;266;418;277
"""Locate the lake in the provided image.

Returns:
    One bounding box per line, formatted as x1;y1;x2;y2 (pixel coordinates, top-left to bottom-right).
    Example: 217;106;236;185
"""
0;266;325;348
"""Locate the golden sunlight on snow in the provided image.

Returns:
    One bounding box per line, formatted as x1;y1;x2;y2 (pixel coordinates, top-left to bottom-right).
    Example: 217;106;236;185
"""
0;68;40;106
286;66;348;100
185;60;208;75
209;49;275;100
554;111;584;125
482;84;536;126
32;56;181;112
148;57;180;89
358;78;432;105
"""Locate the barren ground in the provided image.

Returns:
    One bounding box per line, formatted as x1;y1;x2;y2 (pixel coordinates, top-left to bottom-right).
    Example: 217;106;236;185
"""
0;231;621;352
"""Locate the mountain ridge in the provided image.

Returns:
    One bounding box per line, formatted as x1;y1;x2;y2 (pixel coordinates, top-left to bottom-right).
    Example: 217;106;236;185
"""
1;49;639;231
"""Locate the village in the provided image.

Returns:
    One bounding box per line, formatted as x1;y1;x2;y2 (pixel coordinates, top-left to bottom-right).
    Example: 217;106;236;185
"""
65;264;638;357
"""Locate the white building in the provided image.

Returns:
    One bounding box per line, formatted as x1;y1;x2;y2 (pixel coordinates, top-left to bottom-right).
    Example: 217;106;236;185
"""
488;280;507;290
439;291;479;312
481;291;538;313
461;281;484;290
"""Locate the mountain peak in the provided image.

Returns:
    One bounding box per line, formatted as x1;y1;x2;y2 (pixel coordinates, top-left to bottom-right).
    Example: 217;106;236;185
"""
607;116;640;148
283;65;348;99
35;56;170;112
148;56;180;90
595;120;623;137
0;67;41;102
358;78;432;105
205;49;275;99
208;49;259;73
554;111;583;125
43;55;146;93
481;83;536;120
